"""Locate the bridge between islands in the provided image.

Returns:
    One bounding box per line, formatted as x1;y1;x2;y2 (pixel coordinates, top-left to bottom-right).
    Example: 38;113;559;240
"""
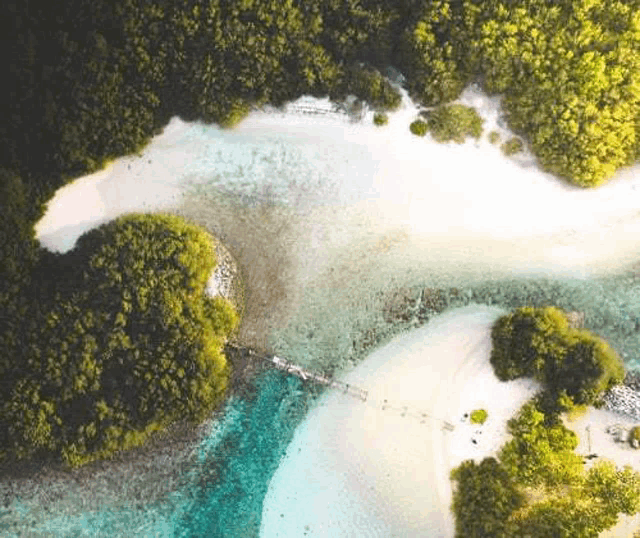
229;345;455;432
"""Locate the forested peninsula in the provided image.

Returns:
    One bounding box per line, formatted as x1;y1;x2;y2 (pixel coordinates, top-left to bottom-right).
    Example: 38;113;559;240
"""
1;0;640;476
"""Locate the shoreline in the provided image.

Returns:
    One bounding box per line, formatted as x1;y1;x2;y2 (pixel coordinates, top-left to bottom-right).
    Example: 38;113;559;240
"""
0;342;270;533
4;277;640;535
260;305;540;536
13;85;640;534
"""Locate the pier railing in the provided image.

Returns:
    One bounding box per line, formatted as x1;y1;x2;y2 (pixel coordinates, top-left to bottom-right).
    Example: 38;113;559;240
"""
270;355;369;402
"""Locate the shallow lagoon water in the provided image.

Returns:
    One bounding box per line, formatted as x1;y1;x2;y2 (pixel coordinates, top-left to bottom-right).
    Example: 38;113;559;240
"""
10;276;640;537
10;85;640;536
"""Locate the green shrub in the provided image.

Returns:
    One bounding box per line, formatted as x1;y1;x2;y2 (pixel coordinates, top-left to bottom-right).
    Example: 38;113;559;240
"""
557;329;625;405
507;461;640;536
470;409;488;425
397;2;477;106
499;402;583;487
396;0;640;186
490;306;570;382
217;99;252;129
630;427;640;448
450;457;525;538
427;104;484;143
585;460;640;516
501;137;524;156
490;306;624;407
0;169;43;287
455;397;640;538
488;131;501;144
345;65;402;112
409;119;428;136
507;493;611;538
373;112;389;126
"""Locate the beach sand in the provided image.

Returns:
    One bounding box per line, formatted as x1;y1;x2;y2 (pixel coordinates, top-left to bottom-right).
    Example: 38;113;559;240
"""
260;305;541;537
33;85;640;354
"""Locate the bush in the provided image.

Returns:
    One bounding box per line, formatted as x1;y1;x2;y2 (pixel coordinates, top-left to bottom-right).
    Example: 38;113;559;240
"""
344;65;402;112
455;397;640;538
508;461;640;537
501;137;524;156
0;213;238;467
556;329;625;405
470;409;488;425
630;426;640;448
217;99;252;129
488;131;501;144
396;1;640;186
373;112;389;126
585;460;640;516
450;457;525;538
397;2;477;106
490;306;570;382
490;307;624;407
0;169;43;286
409;119;428;136
507;494;611;538
427;104;484;143
499;402;583;487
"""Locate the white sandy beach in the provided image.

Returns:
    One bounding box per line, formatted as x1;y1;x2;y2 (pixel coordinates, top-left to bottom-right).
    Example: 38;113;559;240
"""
31;83;640;536
34;84;640;275
260;305;541;537
33;85;640;351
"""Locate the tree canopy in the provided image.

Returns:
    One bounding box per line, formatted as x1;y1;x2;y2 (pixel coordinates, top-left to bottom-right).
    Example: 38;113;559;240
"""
490;306;625;407
3;0;640;187
452;399;640;538
404;0;640;186
0;213;237;467
450;457;525;538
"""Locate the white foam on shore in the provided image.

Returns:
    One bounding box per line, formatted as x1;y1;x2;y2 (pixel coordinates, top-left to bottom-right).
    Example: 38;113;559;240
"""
260;305;541;537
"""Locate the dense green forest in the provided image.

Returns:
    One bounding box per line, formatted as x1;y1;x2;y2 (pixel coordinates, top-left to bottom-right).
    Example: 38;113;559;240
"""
450;307;638;537
1;0;639;468
0;213;238;466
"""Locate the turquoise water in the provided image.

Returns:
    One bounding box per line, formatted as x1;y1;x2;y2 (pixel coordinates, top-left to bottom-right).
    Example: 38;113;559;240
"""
269;273;640;377
6;273;640;537
173;371;322;538
9;370;322;537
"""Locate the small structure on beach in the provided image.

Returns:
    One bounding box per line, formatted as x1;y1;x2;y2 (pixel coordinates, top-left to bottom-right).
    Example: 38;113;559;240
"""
606;424;628;443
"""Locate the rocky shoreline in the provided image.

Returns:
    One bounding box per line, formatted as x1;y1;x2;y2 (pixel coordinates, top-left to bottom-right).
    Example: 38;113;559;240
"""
602;372;640;425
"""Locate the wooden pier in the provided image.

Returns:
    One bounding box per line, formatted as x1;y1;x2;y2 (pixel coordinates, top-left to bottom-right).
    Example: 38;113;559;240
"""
269;355;369;402
225;344;453;431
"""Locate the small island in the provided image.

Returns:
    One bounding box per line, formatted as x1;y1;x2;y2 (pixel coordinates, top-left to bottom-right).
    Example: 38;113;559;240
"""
0;213;238;467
